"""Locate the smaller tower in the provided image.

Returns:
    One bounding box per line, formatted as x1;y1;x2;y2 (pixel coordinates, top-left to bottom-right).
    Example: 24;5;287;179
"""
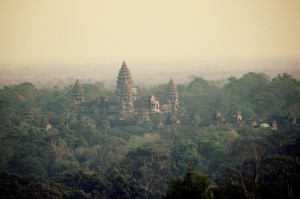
167;79;179;112
73;79;84;105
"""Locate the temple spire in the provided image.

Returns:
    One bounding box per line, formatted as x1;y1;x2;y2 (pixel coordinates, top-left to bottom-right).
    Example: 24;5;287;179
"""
116;61;135;119
167;78;179;112
73;79;84;104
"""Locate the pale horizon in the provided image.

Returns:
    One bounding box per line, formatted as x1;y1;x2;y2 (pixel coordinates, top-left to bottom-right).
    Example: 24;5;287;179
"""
1;0;300;66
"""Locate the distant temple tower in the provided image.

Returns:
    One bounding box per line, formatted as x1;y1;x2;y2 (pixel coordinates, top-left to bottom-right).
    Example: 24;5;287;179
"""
167;79;179;112
73;79;84;104
116;62;136;119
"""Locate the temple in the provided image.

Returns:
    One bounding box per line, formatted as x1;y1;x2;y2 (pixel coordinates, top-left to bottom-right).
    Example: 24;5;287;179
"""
167;78;179;112
116;61;136;119
73;79;84;105
74;61;179;122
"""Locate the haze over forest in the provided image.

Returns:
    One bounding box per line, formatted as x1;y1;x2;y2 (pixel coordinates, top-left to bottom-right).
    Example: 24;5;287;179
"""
1;59;300;89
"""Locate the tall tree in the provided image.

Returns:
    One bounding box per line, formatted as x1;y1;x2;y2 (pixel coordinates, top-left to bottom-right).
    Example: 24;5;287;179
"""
164;168;212;199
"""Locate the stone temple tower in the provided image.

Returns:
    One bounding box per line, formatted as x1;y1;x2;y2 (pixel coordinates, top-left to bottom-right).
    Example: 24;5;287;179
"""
167;79;179;112
73;79;84;105
116;62;136;119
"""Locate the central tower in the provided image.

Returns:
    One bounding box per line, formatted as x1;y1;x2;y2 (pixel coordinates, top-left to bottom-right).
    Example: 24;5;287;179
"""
116;61;136;119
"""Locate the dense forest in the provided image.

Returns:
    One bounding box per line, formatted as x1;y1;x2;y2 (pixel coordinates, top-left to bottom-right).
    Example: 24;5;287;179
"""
0;72;300;198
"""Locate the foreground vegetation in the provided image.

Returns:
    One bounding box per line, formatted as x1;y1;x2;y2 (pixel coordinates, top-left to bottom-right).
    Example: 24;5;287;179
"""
0;72;300;198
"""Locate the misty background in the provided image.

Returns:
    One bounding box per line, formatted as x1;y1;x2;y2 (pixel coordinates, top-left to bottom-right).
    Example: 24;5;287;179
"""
1;58;300;89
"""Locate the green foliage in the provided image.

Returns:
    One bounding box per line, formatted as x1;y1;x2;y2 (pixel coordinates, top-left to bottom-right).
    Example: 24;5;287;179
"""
171;139;206;173
0;171;71;199
105;167;149;198
119;146;177;196
164;168;212;199
55;170;108;198
0;73;300;198
90;137;128;170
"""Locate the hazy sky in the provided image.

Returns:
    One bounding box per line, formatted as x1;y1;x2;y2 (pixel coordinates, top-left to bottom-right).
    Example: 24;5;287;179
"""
1;0;300;65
